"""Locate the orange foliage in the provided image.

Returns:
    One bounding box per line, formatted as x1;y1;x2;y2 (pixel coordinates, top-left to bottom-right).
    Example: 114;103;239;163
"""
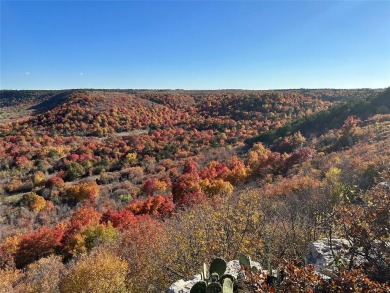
68;204;101;230
21;192;46;212
126;195;174;217
64;181;100;201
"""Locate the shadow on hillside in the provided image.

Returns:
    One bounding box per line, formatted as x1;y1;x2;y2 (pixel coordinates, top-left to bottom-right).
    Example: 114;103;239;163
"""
29;90;73;114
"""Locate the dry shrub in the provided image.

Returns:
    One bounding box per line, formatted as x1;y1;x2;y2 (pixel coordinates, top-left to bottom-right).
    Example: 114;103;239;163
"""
59;249;128;293
24;255;65;293
5;179;33;194
0;269;18;293
117;216;168;292
158;191;265;286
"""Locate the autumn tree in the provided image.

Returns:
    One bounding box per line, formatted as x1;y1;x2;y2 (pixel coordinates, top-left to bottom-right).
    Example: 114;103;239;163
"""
45;176;65;189
0;235;20;269
141;178;167;196
63;222;118;256
32;171;45;187
102;208;136;230
21;192;46;212
200;178;234;197
126;195;174;217
23;255;66;293
226;156;248;184
64;181;100;202
64;161;85;181
172;161;202;204
0;269;23;293
117;216;167;292
333;115;360;150
333;181;390;283
59;249;128;293
124;152;137;166
14;226;64;269
61;204;102;256
81;223;119;252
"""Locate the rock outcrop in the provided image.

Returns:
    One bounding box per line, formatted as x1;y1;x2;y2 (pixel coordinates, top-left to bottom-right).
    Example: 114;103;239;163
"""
304;238;364;278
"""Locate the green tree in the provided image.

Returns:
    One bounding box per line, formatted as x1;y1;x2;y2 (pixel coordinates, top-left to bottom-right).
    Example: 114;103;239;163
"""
65;162;85;181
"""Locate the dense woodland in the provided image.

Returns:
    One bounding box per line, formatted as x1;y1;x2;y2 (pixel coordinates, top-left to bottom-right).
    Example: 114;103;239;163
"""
0;88;389;292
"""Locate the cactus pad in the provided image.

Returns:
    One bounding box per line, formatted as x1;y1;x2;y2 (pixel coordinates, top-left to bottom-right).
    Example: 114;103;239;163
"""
222;278;233;293
206;282;222;293
190;281;207;293
203;263;209;280
209;258;227;277
239;253;251;268
220;274;235;283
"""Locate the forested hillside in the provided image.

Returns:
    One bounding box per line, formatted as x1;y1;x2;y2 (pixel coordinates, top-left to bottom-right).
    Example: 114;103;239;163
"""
0;88;388;292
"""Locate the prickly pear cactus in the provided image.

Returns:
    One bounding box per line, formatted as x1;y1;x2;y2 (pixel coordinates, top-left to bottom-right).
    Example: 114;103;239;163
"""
239;253;251;269
206;282;222;293
251;265;258;273
222;278;233;293
209;257;227;277
210;272;219;282
190;281;207;293
190;257;238;293
220;273;235;283
203;263;209;280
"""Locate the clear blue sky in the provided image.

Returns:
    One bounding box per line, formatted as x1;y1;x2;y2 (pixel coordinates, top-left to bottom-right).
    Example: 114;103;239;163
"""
1;0;389;90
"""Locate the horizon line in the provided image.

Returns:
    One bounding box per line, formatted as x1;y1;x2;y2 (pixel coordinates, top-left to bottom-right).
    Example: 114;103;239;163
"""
1;87;387;91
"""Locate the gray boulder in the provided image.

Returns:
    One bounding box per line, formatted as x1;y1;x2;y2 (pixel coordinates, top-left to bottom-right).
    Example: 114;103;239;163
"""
305;238;363;278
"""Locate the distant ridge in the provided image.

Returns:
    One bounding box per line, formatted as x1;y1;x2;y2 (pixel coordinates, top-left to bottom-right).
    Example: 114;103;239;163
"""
0;90;71;110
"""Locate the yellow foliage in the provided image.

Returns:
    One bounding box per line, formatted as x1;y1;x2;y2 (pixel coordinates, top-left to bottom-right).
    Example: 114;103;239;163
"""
65;181;100;202
5;179;24;193
59;249;128;293
81;222;119;251
325;167;341;181
0;269;21;293
154;179;168;192
200;179;234;197
325;167;345;203
41;146;65;157
246;143;271;170
0;235;21;255
251;142;269;154
63;233;87;256
84;160;93;169
246;151;259;169
32;171;45;186
125;152;137;165
159;191;263;284
22;192;46;212
227;157;248;184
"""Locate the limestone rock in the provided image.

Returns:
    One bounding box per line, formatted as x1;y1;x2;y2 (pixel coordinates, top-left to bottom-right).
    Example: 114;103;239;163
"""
305;238;359;278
